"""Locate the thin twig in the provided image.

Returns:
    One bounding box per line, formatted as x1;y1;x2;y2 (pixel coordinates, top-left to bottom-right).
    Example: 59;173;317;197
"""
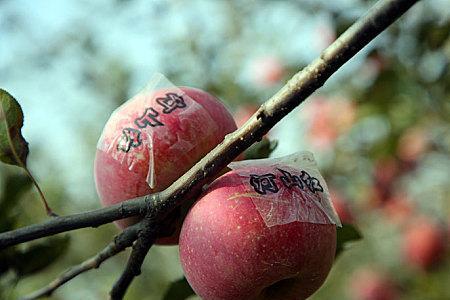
109;216;159;300
21;225;140;300
0;0;420;251
22;166;58;217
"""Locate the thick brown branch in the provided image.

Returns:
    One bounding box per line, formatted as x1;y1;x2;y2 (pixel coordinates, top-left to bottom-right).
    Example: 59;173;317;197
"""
20;224;140;300
0;0;420;250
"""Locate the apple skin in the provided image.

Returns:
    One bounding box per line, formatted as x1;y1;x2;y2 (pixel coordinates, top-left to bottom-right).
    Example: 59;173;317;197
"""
94;87;237;244
179;168;336;300
403;217;447;271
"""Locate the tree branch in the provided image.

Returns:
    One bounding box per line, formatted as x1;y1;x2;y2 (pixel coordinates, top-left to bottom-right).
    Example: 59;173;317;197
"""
109;216;159;300
20;224;140;300
0;0;420;250
0;194;156;250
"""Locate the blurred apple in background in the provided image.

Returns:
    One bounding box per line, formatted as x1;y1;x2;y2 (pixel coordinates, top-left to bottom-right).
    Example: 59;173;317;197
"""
382;193;414;225
234;104;259;128
402;217;447;271
358;51;390;83
314;24;336;50
330;189;355;224
369;157;401;206
250;56;285;87
348;267;400;300
397;126;430;164
306;96;356;150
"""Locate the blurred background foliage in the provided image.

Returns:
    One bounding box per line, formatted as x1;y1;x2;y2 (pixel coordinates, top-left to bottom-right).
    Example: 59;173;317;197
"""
0;0;449;299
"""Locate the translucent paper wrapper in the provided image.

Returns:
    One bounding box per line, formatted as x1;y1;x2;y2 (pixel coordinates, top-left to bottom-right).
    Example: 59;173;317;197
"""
228;152;341;227
97;73;216;189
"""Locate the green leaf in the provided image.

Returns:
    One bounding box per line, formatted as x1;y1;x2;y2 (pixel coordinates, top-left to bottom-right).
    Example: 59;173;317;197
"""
335;224;362;257
163;277;195;300
244;138;278;160
0;89;29;167
0;173;32;232
12;236;70;277
0;173;32;215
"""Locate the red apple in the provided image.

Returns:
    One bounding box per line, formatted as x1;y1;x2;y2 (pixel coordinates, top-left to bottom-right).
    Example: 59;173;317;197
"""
348;268;399;300
402;217;447;270
94;86;237;244
179;163;337;300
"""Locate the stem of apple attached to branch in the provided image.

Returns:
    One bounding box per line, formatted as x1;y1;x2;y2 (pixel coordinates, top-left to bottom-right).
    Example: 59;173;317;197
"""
0;0;419;298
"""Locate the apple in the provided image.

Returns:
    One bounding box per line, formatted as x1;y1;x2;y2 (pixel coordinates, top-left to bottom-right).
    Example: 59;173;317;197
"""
330;189;354;224
382;193;414;225
402;217;447;271
94;86;237;244
368;157;400;206
251;56;285;87
397;127;429;164
314;24;336;50
305;96;356;150
348;268;399;300
358;52;389;84
234;104;259;128
179;163;337;300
